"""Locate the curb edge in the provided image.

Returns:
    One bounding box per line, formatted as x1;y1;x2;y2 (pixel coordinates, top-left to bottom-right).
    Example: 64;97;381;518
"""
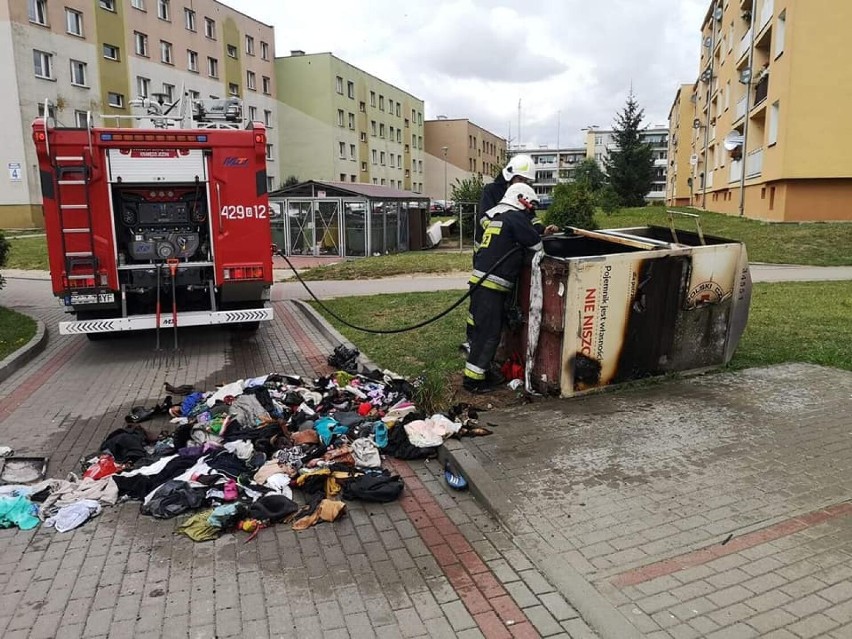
0;315;48;386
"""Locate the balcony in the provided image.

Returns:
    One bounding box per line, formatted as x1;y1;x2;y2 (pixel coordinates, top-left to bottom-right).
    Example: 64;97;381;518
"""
536;178;557;186
758;0;774;32
654;158;668;167
753;74;769;107
735;95;747;120
738;28;752;59
729;159;743;183
746;147;763;177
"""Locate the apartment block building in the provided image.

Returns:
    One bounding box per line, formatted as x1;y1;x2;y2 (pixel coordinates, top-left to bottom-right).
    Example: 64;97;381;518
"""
585;126;669;201
275;51;425;193
666;83;699;206
423;117;506;201
670;0;852;221
0;0;277;228
520;147;588;199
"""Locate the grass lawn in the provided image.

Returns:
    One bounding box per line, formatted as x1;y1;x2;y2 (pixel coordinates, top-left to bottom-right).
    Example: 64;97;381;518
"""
313;280;851;407
0;306;37;360
600;207;852;266
6;236;49;270
298;251;471;281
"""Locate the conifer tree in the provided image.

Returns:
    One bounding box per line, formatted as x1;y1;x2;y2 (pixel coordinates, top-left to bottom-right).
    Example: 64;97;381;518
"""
603;93;654;207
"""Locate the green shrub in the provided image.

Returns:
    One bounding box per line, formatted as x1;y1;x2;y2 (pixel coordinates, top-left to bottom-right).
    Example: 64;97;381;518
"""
0;231;9;289
544;182;598;230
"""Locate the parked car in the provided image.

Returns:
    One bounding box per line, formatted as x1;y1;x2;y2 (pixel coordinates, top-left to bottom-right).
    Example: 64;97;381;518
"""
429;201;446;214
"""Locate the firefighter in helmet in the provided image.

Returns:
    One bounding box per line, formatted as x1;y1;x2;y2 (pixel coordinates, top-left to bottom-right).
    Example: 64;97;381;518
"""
463;183;556;394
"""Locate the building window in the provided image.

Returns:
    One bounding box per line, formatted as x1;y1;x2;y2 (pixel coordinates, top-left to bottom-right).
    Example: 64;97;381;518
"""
187;50;198;72
131;0;145;9
389;154;394;168
227;44;238;59
371;121;376;136
389;126;394;139
371;150;377;164
157;0;169;20
335;76;343;94
204;17;216;39
380;151;386;165
340;173;347;182
418;160;423;173
163;83;175;102
245;36;255;56
360;132;367;142
160;41;173;65
266;144;273;160
347;81;355;99
339;142;346;159
107;92;124;108
418;135;423;150
37;102;56;119
65;9;83;36
207;57;218;78
359;101;365;113
246;71;256;91
372;178;377;185
267;176;275;192
70;60;87;87
350;144;356;160
103;44;120;61
184;8;196;31
379;123;385;138
379;95;384;111
361;162;367;172
388;99;393;113
228;83;239;97
74;110;88;127
381;179;386;186
248;106;257;121
396;104;401;117
396;130;402;143
404;118;409;128
417;112;423;126
261;76;271;95
412;108;416;122
99;0;116;11
260;41;269;60
370;91;376;107
337;109;344;127
137;76;150;97
33;50;53;80
775;11;786;57
348;113;355;130
768;101;780;145
264;109;272;126
134;32;148;56
187;90;199;101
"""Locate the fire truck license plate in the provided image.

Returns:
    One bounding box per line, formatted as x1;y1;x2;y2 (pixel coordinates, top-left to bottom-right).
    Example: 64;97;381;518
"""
71;293;115;305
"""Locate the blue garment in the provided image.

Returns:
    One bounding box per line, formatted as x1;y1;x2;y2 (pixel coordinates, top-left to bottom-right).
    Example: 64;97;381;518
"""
0;495;40;530
181;392;205;416
314;417;349;446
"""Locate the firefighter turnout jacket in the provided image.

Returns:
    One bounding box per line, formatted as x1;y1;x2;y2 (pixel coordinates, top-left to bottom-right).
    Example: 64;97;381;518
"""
470;208;544;293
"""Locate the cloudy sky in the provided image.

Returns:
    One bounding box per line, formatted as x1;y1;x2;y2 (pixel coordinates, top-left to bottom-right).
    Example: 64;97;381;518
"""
220;0;708;149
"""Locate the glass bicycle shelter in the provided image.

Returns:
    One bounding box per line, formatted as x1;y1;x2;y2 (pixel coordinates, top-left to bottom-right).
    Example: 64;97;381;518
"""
268;181;430;258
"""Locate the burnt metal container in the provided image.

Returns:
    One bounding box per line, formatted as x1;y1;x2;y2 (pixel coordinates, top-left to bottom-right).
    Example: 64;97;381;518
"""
506;221;752;397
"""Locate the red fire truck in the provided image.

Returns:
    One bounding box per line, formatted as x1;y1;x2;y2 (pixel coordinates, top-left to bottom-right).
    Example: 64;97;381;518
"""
32;97;273;339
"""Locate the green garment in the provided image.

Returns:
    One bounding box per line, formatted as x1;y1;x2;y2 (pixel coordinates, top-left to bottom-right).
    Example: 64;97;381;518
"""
176;508;220;542
0;495;40;530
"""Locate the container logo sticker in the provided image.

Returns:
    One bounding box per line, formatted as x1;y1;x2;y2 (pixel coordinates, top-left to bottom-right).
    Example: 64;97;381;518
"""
223;157;249;167
686;280;731;308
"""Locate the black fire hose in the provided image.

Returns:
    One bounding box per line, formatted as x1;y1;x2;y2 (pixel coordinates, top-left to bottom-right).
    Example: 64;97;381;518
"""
277;246;526;335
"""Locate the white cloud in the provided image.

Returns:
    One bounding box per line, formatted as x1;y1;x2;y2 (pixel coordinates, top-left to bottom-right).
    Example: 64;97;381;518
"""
220;0;708;147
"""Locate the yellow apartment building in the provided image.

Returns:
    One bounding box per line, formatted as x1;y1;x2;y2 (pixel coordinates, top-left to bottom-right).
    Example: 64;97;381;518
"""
0;0;277;228
668;0;852;221
666;84;699;206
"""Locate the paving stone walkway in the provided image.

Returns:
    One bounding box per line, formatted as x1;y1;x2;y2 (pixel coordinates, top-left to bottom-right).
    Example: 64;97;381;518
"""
0;276;592;638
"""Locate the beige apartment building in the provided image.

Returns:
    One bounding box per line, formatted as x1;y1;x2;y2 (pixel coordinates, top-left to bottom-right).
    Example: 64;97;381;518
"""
669;0;852;221
423;118;506;201
585;126;669;201
275;51;425;193
666;83;699;206
0;0;277;228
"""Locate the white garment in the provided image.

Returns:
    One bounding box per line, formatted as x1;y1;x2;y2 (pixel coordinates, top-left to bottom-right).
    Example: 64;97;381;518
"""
206;380;245;407
44;499;101;533
40;476;118;517
525;248;545;394
245;375;269;388
224;440;254;461
117;454;178;478
352;438;382;468
403;415;461;448
265;474;293;499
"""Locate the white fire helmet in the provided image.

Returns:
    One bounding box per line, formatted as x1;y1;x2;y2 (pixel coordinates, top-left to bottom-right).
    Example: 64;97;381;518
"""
502;154;535;182
500;183;539;211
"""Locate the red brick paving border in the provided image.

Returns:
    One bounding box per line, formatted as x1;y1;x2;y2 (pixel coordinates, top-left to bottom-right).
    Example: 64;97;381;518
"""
275;302;331;374
389;459;540;639
0;338;83;424
610;501;852;588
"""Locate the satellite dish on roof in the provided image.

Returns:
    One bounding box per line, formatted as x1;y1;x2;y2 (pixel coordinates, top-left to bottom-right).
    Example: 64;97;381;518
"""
704;36;713;48
724;131;744;151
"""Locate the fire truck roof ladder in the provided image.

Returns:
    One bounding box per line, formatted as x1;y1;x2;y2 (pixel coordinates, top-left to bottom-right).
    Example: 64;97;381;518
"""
43;100;98;289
